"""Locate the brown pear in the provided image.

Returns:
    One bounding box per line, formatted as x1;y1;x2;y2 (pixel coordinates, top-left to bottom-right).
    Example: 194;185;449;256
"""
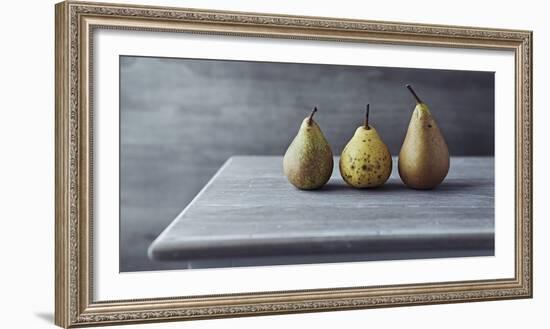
398;85;449;189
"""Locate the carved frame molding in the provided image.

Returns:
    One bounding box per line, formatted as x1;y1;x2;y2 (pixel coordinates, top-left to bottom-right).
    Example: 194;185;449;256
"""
55;1;532;327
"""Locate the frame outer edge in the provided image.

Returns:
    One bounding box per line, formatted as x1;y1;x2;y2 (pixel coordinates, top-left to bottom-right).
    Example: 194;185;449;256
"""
55;1;533;326
55;1;70;328
527;31;533;298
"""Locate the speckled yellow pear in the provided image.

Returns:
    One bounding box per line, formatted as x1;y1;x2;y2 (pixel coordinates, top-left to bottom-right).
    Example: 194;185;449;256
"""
339;105;392;188
398;85;450;189
283;107;333;190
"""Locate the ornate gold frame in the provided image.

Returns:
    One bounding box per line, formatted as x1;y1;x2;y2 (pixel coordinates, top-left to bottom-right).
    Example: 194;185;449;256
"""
55;1;533;327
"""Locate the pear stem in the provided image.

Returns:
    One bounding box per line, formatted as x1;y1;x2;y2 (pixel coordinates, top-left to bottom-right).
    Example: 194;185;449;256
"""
308;107;318;126
406;84;423;104
364;104;370;130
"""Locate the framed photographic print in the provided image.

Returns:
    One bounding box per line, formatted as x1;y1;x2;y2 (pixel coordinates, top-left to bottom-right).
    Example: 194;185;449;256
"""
55;1;533;327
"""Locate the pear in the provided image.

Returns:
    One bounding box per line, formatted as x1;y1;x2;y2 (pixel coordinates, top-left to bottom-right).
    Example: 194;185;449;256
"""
398;85;449;189
339;105;392;188
283;107;333;190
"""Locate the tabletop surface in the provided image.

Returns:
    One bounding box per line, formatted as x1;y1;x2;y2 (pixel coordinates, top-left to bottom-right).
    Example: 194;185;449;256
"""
149;156;494;269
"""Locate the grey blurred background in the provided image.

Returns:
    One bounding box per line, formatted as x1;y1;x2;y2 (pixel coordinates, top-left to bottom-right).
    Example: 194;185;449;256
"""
120;55;494;272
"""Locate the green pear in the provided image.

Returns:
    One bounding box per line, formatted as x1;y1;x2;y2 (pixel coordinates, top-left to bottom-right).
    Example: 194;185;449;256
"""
283;107;333;190
339;105;392;188
398;85;449;189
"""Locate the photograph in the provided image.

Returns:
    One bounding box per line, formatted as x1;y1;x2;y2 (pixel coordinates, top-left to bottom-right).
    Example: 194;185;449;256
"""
119;56;495;272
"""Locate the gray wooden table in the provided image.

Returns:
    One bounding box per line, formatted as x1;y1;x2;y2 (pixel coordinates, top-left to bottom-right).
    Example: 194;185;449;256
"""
148;156;494;269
